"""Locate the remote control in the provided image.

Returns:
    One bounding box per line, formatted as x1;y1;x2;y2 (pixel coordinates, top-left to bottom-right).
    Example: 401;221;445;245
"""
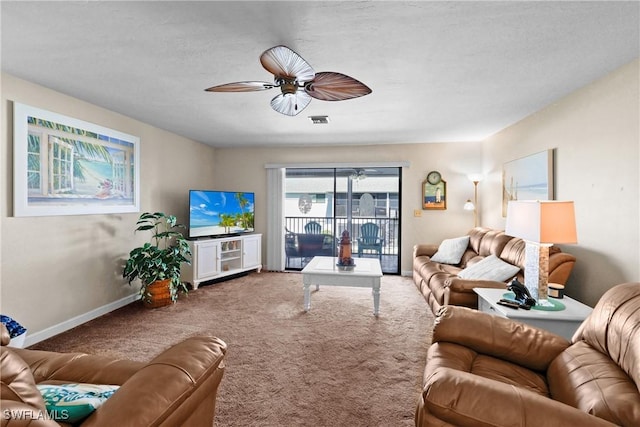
497;300;520;309
500;298;533;310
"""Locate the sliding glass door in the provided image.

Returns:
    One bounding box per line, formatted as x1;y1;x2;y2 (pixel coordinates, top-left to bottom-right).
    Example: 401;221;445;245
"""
284;167;401;274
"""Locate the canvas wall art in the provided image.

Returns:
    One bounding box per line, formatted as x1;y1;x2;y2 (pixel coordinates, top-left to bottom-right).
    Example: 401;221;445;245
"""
13;102;140;216
502;149;554;216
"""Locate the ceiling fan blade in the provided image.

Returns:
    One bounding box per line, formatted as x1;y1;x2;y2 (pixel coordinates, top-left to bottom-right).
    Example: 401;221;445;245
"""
205;81;275;92
270;91;312;116
260;45;315;81
304;72;372;101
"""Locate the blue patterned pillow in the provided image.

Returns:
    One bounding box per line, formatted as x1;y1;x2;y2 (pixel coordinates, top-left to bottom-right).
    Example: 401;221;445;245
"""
36;383;120;423
0;314;27;338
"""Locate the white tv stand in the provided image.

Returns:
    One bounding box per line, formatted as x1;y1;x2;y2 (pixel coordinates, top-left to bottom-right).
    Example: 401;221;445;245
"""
182;233;262;289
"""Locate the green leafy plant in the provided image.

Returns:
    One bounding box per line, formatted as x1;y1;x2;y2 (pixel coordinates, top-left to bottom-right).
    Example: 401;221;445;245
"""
123;212;192;304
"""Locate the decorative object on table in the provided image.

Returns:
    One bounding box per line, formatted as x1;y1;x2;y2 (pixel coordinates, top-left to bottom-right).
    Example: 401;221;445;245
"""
337;230;355;269
548;283;565;299
502;149;554;217
422;171;446;210
123;212;192;308
13;102;140;217
205;45;372;116
463;174;483;227
505;200;577;306
507;278;536;309
0;314;27;347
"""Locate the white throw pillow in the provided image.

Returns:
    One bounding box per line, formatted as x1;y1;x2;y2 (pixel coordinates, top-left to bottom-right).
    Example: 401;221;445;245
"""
430;236;470;265
457;254;520;282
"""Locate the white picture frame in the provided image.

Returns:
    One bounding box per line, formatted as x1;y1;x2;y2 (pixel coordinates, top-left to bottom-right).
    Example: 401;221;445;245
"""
13;102;140;217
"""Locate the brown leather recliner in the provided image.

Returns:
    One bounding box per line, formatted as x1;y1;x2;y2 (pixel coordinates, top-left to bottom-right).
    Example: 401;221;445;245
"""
1;325;227;426
416;282;640;426
413;227;576;314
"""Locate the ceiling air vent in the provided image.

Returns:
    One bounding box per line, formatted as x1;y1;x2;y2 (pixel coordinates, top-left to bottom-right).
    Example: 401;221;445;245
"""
308;115;329;124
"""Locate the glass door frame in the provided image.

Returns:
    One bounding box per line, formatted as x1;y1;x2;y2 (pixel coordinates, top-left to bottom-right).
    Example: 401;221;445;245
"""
284;166;401;274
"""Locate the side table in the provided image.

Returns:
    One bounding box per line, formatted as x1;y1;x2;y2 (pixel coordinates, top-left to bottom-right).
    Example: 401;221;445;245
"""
473;288;593;340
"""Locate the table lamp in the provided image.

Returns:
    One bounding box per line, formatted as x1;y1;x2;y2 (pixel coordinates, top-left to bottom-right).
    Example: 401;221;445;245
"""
505;200;577;306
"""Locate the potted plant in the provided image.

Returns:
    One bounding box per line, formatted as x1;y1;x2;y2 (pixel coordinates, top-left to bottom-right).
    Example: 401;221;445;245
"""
123;212;192;308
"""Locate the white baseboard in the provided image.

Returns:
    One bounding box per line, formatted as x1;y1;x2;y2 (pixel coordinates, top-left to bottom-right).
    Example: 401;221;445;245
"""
24;293;140;347
401;270;413;277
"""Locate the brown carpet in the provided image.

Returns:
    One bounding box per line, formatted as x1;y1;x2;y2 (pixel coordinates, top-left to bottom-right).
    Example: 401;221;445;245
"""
30;271;434;426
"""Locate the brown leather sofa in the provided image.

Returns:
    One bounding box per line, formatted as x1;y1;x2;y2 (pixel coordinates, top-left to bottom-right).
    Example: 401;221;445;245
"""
1;325;227;426
413;227;576;314
416;282;640;427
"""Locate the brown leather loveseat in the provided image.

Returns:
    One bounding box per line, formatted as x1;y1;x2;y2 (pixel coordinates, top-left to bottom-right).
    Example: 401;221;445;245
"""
413;227;576;314
1;325;227;426
416;282;640;426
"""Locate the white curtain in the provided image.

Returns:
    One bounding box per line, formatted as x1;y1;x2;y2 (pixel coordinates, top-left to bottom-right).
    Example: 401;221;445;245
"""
266;167;285;271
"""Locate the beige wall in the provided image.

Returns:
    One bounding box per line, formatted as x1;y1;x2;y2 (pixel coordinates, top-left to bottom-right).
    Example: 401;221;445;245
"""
213;142;483;275
1;74;216;337
481;59;640;306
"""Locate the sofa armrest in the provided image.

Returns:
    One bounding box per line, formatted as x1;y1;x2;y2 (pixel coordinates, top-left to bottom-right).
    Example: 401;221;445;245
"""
413;244;439;258
421;368;617;427
433;306;569;371
548;252;577;285
444;277;507;293
81;336;226;427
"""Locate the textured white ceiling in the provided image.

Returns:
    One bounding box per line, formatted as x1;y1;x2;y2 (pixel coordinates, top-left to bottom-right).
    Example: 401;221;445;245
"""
1;1;638;148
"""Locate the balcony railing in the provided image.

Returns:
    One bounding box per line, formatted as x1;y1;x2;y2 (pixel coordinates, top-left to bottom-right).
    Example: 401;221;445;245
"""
285;216;399;256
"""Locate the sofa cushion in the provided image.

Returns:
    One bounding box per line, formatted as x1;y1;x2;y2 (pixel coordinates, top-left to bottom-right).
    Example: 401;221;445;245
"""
499;238;527;269
430;236;469;265
476;230;512;258
426;342;549;397
457;254;520;282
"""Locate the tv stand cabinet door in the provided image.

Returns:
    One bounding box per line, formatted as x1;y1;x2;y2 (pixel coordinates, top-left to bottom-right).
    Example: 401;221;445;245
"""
195;240;220;281
242;234;262;270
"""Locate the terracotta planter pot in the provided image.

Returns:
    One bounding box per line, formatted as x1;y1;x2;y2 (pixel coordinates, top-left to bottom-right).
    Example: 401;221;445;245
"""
143;279;174;308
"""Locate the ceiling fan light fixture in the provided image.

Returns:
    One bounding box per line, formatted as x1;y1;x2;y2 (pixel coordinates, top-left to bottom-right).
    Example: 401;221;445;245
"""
206;45;371;116
278;79;298;95
350;168;366;180
309;115;329;124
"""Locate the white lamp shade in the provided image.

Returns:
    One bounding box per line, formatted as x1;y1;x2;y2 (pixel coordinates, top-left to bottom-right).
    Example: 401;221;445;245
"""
463;200;475;210
505;200;577;244
467;173;484;183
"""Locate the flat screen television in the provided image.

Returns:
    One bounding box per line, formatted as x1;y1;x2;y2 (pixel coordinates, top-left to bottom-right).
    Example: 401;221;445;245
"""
189;190;255;238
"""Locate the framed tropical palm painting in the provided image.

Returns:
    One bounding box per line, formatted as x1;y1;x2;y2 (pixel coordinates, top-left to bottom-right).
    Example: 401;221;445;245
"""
13;102;140;216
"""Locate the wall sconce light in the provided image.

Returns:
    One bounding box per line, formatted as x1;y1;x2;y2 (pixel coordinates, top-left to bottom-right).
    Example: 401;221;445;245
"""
464;174;483;227
505;200;577;306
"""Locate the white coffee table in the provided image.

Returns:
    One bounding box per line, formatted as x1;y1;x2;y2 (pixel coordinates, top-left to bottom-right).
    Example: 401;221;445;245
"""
301;256;383;316
474;287;593;340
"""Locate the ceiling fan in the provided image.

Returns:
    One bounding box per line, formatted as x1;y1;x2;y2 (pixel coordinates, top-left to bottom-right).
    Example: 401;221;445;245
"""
205;45;372;116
